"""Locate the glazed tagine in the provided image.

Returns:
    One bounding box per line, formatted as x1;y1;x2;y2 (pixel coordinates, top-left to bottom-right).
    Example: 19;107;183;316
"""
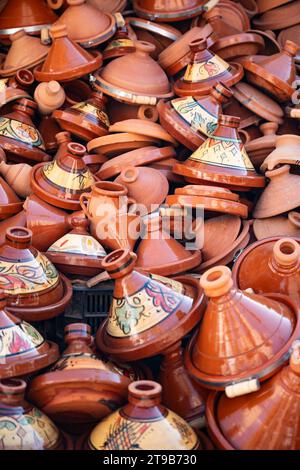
0;69;33;107
185;265;300;397
133;0;206;22
96;249;206;361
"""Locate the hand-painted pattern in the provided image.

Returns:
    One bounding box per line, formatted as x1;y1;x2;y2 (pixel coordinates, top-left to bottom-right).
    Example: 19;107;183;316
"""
72;102;110;128
43;160;95;192
0;321;43;358
48;233;106;257
172;96;218;136
0;117;45;149
184;55;229;83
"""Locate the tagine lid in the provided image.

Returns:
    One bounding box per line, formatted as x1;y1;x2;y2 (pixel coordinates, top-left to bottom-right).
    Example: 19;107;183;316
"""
203;2;250;31
0;173;23;219
185;265;300;390
0;70;33;106
257;0;293;14
207;341;300;450
96;249;206;361
109;119;178;146
34;24;102;83
253;0;300;30
245;122;278;166
133;0;206;22
253;212;300;240
278;25;300;58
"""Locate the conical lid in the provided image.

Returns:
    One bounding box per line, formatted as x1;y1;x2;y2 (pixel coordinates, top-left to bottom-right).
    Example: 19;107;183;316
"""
135;213;201;276
133;0;205;21
173;38;243;97
173;114;265;189
0;0;57;37
103;14;135;61
34;24;102;82
54;0;116;48
253;212;300;240
96;249;206;361
185;265;298;390
31;142;95;211
207;341;300;449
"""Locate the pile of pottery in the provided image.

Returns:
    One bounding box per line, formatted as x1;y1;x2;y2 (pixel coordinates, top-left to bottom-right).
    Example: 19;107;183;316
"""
0;0;300;451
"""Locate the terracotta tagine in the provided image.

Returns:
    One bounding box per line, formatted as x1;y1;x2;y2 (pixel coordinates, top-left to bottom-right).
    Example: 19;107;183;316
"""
87;0;127;13
53;91;110;141
0;69;33;107
133;0;206;22
34;80;66;115
135;213;201;276
253;212;300;240
173;114;265;190
31;142;95;211
34;24;102;82
0;378;72;449
0;160;32;198
232;237;300;303
254;165;300;218
87;132;161;159
253;0;300;30
0;98;49;164
46;217;106;276
0;292;59;379
103;14;135;61
246;122;279;168
173;39;243;97
242;40;298;102
247;28;281;56
198;1;250;31
0;0;58;39
54;0;116;48
185;265;300;395
96;249;206;362
27;323;133;433
38;115;62;154
256;0;293;14
109;119;177;147
93;40;173;105
206;341;300;450
261;135;300;171
0;226;72;321
0;175;23;220
108;97;159;124
63;78;92;106
278;24;300;56
157;82;233;151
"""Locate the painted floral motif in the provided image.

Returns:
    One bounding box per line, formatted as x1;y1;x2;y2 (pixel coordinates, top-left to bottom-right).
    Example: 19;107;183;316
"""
0;117;45;149
172;96;218;136
48;233;106;257
0;321;43;358
72;102;110;128
184;55;229;83
43;160;95;192
104;39;134;52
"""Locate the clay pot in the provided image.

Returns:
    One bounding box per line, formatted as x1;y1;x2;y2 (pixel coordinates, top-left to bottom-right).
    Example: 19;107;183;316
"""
87;132;161;159
173;114;265;190
0;69;33;107
242;40;298;102
34;24;102;82
247;28;281;55
0;211;27;247
185;265;300;395
54;0;116;48
253;212;300;240
94;40;173;105
108;98;159;124
257;0;293;14
34;80;65;115
109;119;177;147
261;134;300;171
38;115;61;153
206;341;300;449
96;249;206;361
0;160;32;198
103;17;135;61
135;213;201;276
133;0;205;22
254;165;300;218
53;91;110;141
253;0;300;30
0;98;49;164
232;237;300;303
173;38;243;97
157;82;233;151
115;166;169;214
87;0;126;12
0;378;72;449
46;217;106;277
199;1;250;31
246;122;279;167
278;24;300;56
31;142;95;211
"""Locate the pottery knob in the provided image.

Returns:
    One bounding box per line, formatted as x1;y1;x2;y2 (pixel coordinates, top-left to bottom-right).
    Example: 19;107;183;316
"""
102;249;137;279
137;105;159;122
67;142;86;157
50;24;68;39
64;322;92;346
128;381;162;408
212;82;233;104
47;0;65;9
119;166;139;184
200;265;234;298
283;40;299;57
273;238;300;267
0;378;26;406
288;212;300;229
34;81;66;115
6;227;32;248
9;29;26;43
134;40;156;56
13;69;34;88
71;216;89;231
290;341;300;375
219;114;240;128
56;131;71;145
266;164;291;180
189;38;207;53
259;122;278;136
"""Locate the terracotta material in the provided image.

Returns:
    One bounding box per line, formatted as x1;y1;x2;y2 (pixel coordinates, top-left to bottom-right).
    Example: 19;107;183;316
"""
253;212;300;240
34;80;65;115
54;0;115;48
63;78;92;106
242;41;298;102
103;15;135;61
278;25;300;58
87;0;127;14
0;174;23;220
133;0;205;22
109;119;177;147
247;28;281;55
31;142;95;211
261;135;300;171
173;114;265;190
246;122;278;168
174;39;243;97
202;2;250;31
108;98;159;124
53;91;110;142
0;98;49;164
254;165;300;218
87;133;161;159
135;213;201;276
185;265;300;392
0;161;32;198
115;166;169;214
0;69;33;107
47;217;106;276
206;341;300;450
96;249;206;361
253;0;300;30
223;96;261;129
38;115;61;154
157;82;233;151
34;24;102;82
0;211;27;247
257;0;293;13
150;157;184;184
232;237;300;303
94;40;173;105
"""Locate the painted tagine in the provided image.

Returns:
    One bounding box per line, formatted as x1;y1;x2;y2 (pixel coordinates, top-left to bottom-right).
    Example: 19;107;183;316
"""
103;14;135;61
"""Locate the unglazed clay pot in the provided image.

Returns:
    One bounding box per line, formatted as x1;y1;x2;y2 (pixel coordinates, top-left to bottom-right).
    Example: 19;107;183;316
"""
245;122;278;168
63;78;92;106
133;0;205;22
232;237;300;303
34;24;102;82
34;80;66;115
0;227;72;321
157;82;233;151
31;142;95;211
109;119;177;147
54;0;116;48
87;132;161;159
254;165;300;218
173;38;243;97
0;98;49;164
197;1;250;31
0;378;72;449
0;292;59;379
206;341;300;450
0;160;32;198
173;114;265;190
185;265;300;396
261;134;300;171
94;40;173;105
253;212;300;240
135;213;201;276
53;91;110;141
27;323;132;434
96;249;206;362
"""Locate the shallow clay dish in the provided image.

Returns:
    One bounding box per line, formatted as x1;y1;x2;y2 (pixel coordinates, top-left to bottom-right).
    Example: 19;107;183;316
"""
211;32;265;61
87;133;161;158
257;0;293;14
165;194;248;218
253;0;300;30
205;2;250;31
253;212;300;240
109;119;178;146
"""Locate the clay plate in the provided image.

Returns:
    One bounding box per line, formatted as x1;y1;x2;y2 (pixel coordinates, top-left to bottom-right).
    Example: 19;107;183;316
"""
87;133;161;158
253;0;300;30
109;119;178;146
165;194;248;218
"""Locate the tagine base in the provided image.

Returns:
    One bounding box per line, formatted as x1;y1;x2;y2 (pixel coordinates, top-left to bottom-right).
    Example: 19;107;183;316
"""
137;250;202;277
53;109;109;142
0;134;49;164
46;252;104;277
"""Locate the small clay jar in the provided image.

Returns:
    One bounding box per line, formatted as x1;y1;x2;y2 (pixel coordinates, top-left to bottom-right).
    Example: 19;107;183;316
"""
34;80;66;115
0;160;32;198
